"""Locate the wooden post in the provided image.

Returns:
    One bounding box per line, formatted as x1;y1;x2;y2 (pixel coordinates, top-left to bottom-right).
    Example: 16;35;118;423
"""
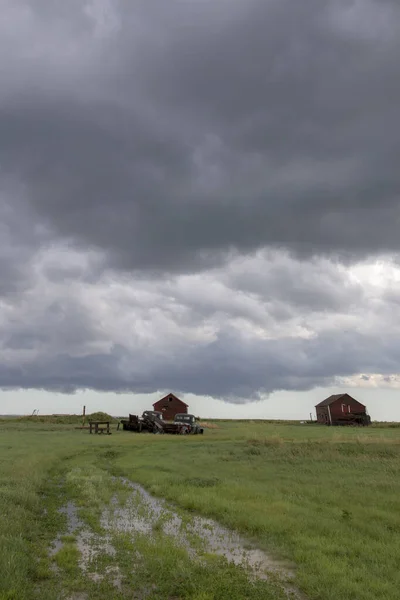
327;404;333;426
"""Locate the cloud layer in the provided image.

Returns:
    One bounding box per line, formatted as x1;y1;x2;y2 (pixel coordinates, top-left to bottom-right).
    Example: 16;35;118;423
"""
1;0;400;400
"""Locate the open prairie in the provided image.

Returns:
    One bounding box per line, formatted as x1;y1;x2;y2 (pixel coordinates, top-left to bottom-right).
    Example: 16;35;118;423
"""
1;418;399;600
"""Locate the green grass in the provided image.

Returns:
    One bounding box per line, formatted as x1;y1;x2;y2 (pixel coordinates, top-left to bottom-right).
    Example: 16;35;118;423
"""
8;411;118;425
0;418;400;599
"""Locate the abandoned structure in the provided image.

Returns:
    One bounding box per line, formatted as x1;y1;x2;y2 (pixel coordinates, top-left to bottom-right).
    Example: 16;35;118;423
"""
153;393;188;421
315;393;371;426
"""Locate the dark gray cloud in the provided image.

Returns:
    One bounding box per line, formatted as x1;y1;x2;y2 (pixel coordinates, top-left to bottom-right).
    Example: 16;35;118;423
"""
1;0;400;272
1;321;400;400
0;185;49;297
1;0;400;400
0;245;398;401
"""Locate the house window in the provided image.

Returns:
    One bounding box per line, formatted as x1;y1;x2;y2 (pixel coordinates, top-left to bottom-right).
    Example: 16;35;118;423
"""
348;405;351;413
341;404;346;413
169;396;173;402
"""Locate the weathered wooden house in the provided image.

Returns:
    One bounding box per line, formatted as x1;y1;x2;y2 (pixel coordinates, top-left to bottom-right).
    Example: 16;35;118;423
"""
315;393;371;426
153;393;188;421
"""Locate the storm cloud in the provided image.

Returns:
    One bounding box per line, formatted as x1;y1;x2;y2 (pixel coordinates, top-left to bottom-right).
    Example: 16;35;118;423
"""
1;0;400;401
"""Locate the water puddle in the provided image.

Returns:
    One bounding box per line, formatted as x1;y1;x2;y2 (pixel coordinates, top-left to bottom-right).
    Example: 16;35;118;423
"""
60;502;82;534
49;502;82;558
49;479;303;598
49;500;119;589
77;528;116;566
101;478;301;597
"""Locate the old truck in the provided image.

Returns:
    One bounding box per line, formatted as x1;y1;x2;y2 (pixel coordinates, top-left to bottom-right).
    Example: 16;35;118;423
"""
119;411;163;432
119;411;204;434
174;413;204;434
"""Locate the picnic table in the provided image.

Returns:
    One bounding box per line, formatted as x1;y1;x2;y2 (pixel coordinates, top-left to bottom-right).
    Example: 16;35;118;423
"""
89;420;112;435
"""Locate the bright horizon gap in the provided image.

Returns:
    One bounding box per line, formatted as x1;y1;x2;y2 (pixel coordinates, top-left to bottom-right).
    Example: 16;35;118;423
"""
1;386;400;422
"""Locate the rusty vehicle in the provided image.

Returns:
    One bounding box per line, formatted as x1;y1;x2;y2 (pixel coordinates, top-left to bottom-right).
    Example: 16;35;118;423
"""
152;418;190;435
119;411;163;432
174;413;204;434
118;411;198;434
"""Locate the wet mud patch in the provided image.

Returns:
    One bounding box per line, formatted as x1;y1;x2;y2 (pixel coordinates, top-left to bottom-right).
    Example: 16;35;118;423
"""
49;499;122;591
100;478;303;598
47;475;304;599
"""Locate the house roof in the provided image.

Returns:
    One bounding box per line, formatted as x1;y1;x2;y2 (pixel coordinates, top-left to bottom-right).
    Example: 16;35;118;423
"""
315;393;355;408
153;393;189;408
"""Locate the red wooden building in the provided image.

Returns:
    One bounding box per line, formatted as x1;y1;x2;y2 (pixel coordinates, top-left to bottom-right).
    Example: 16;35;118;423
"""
315;393;370;426
153;393;188;421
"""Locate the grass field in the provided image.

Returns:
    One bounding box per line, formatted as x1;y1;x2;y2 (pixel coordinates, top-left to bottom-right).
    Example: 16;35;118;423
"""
0;418;399;600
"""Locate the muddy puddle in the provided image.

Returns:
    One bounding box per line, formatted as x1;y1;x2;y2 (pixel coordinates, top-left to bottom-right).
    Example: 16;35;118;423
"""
49;500;121;589
102;479;282;574
50;479;302;598
101;478;301;597
49;502;81;558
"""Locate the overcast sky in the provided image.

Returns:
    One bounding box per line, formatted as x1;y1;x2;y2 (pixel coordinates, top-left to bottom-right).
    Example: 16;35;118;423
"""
1;0;400;420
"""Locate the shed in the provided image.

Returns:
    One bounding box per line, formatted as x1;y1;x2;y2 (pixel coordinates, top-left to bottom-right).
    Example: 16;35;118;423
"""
153;393;188;421
315;393;370;426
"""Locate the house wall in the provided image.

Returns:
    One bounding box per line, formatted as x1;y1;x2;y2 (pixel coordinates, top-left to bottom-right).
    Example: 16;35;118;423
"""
153;395;188;421
316;406;330;424
329;395;366;418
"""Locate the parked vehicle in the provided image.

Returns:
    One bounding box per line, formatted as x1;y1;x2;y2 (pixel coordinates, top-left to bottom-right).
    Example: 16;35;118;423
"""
118;411;204;435
143;410;163;422
119;411;163;432
174;414;204;434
